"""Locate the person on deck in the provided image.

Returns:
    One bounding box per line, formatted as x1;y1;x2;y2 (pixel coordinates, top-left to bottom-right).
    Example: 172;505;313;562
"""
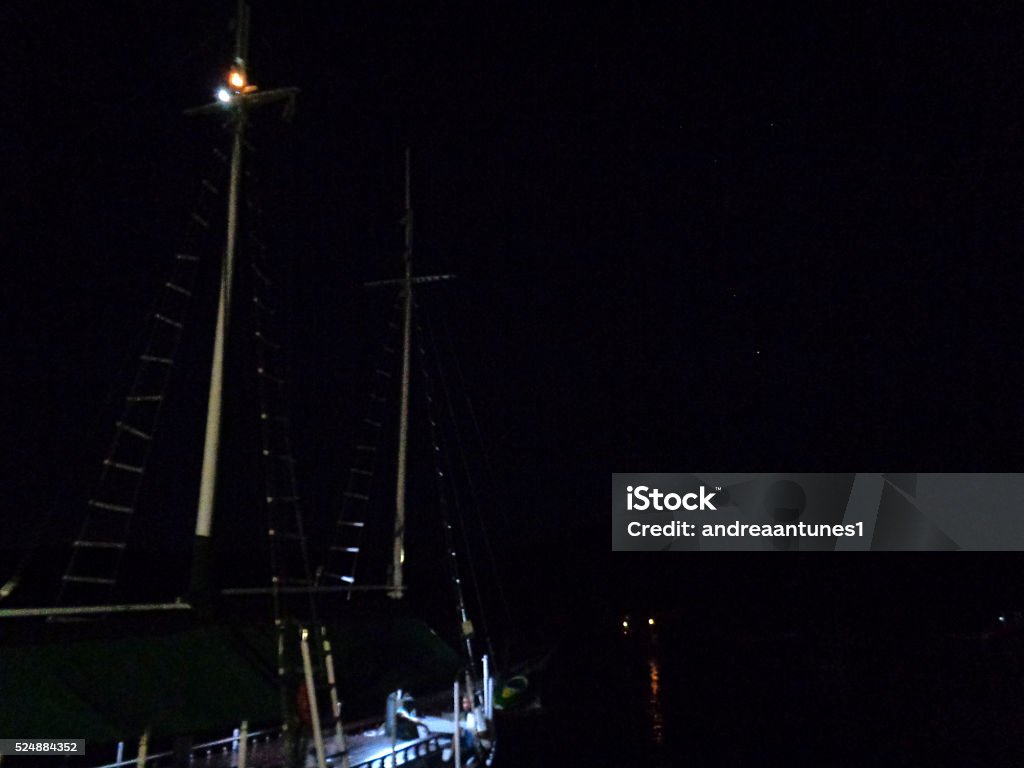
394;691;426;739
460;695;479;752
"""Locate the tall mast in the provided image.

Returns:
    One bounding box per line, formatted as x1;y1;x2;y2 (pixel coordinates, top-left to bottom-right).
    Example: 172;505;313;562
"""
182;4;297;600
191;0;249;597
390;148;414;599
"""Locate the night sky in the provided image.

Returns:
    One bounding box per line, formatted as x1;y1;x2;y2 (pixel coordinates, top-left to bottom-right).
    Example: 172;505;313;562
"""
3;3;1024;630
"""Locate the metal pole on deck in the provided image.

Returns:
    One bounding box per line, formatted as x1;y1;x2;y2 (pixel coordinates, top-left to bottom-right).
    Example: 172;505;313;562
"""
388;689;398;766
136;730;150;768
116;742;124;766
487;676;495;723
320;626;349;768
453;680;461;768
482;655;490;721
238;721;248;768
300;628;327;768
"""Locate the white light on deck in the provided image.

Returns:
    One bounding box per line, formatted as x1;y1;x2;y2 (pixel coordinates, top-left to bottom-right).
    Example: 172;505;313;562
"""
216;88;231;103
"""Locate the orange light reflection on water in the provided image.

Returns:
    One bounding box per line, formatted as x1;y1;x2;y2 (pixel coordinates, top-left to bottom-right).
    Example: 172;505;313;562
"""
648;656;664;745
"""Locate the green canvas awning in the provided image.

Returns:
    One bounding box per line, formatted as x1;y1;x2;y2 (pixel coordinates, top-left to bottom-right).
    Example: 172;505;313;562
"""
0;614;461;743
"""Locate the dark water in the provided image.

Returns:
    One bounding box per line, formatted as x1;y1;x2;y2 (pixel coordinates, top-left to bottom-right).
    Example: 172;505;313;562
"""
499;621;1024;767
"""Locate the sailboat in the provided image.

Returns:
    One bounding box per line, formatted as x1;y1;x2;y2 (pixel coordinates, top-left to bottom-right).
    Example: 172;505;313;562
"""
0;4;498;767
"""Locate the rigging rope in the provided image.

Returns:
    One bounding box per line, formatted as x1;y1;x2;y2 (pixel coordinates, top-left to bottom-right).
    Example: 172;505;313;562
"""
411;301;476;667
53;148;226;609
243;146;321;731
416;299;496;667
319;295;404;593
435;312;518;674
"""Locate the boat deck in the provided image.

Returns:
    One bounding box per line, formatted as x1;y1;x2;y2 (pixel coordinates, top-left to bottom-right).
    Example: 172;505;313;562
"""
152;731;446;768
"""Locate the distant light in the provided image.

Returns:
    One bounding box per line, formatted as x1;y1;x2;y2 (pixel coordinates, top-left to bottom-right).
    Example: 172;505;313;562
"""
648;618;655;626
999;615;1006;623
229;69;246;90
216;88;231;103
622;620;629;629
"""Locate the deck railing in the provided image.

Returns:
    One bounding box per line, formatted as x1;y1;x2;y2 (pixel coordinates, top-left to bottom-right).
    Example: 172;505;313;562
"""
90;727;282;768
90;729;444;768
